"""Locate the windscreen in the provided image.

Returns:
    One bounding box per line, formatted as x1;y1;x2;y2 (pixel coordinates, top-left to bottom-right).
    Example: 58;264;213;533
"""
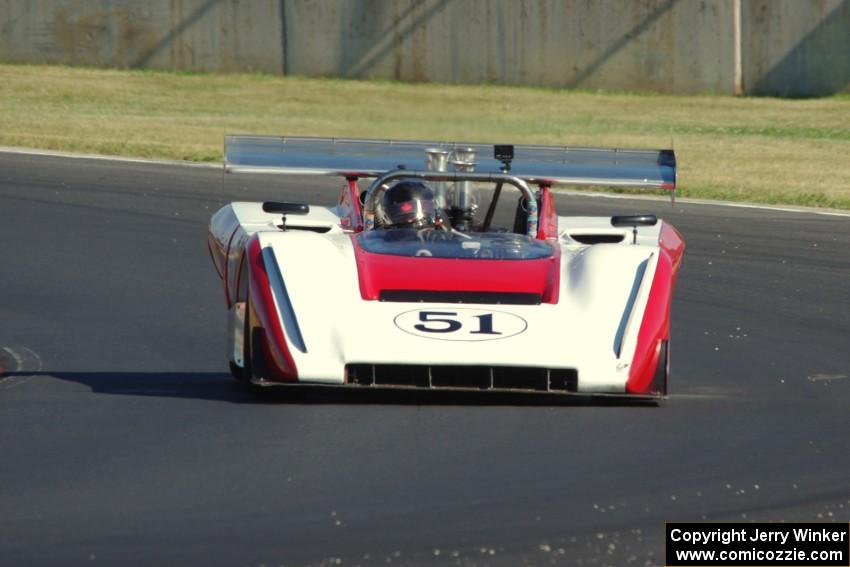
356;230;554;260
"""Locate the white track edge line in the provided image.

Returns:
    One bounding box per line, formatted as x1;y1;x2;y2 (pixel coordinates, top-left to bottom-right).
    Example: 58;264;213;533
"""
0;146;220;169
2;147;849;218
555;189;850;218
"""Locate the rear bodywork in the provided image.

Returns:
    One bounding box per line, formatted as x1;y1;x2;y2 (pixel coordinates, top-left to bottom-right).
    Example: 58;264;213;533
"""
208;136;684;399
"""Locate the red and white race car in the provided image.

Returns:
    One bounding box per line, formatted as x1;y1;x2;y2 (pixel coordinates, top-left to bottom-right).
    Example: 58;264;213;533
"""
208;136;684;399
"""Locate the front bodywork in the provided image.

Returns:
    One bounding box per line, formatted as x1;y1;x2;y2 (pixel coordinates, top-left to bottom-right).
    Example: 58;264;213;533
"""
209;201;684;398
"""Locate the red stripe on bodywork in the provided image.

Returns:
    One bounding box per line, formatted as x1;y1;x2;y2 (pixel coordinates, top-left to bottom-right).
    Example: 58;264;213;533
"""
246;234;298;382
221;226;239;308
352;236;560;304
660;221;685;284
626;221;685;394
537;186;559;240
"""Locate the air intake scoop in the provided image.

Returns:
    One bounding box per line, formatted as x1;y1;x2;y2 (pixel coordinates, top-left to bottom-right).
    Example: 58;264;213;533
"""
352;235;560;304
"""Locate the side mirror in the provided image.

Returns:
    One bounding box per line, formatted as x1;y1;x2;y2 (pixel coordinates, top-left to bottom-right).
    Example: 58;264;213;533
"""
263;201;309;231
611;214;657;244
611;214;657;227
262;202;309;215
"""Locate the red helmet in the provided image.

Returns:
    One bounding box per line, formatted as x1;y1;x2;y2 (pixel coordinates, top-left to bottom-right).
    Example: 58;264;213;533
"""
380;179;437;229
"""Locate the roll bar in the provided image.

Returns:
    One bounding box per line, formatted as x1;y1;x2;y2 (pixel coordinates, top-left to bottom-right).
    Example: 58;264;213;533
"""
363;170;539;237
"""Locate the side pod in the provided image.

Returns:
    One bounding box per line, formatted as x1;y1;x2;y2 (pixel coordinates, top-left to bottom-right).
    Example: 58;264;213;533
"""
626;222;684;396
245;235;298;382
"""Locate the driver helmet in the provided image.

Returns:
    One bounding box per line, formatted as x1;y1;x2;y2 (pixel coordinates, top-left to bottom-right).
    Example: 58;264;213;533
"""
380;179;437;229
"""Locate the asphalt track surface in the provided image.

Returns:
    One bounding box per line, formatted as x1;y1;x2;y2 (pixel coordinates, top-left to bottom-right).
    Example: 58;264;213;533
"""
1;151;849;567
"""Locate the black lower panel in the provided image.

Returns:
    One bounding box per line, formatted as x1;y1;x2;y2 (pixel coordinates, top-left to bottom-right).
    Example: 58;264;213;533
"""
346;364;578;393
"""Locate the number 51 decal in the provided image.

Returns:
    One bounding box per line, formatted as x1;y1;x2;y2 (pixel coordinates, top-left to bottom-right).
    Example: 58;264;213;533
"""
394;308;527;342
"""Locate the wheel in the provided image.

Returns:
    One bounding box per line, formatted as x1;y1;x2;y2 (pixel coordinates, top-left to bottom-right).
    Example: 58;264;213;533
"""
229;300;252;383
649;339;669;397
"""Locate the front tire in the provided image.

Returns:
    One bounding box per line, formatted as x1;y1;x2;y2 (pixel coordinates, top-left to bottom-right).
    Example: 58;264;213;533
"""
649;339;669;397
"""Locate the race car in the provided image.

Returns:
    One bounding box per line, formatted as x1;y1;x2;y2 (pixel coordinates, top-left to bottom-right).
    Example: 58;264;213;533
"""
207;135;684;399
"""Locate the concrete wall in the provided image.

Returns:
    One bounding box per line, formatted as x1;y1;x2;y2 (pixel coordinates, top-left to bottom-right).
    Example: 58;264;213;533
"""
283;0;734;94
0;0;847;96
0;0;284;73
744;0;850;97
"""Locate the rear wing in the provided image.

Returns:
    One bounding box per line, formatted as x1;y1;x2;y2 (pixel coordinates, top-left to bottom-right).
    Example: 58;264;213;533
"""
224;135;676;191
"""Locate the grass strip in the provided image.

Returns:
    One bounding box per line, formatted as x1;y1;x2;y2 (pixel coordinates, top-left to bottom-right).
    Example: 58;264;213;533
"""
1;63;848;209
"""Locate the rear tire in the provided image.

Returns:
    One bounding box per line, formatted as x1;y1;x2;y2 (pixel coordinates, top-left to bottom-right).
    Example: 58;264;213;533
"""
229;301;252;383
